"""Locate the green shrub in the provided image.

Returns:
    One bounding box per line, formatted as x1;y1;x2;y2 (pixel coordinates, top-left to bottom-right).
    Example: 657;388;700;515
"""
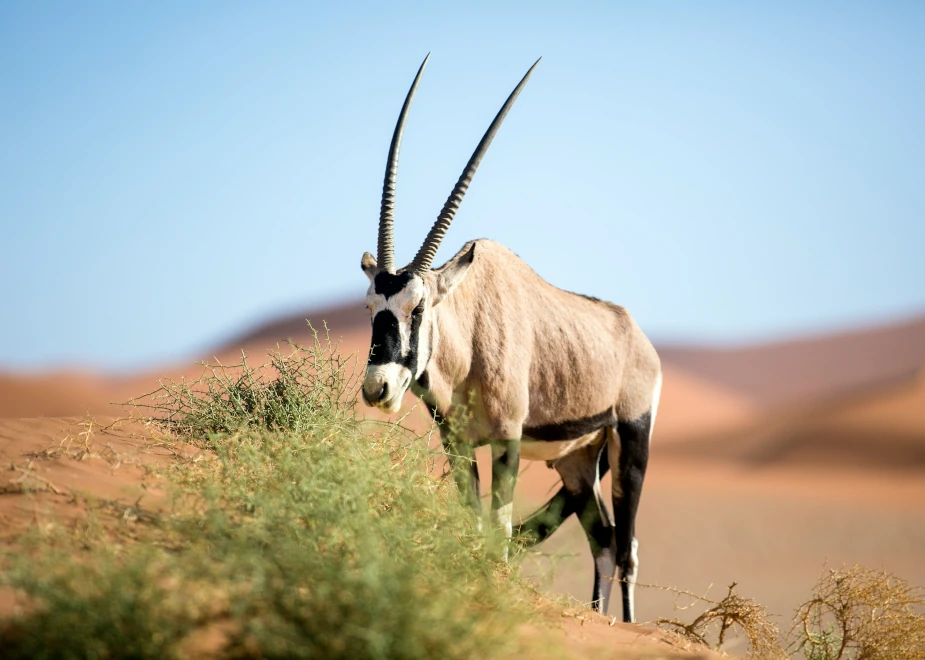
1;332;528;659
131;327;359;438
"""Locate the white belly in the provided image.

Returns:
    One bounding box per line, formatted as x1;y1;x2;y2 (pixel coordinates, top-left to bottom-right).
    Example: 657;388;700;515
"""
520;431;601;462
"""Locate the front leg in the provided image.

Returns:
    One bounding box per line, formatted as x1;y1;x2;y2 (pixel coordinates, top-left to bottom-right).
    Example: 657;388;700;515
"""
442;436;481;517
491;440;520;560
427;402;482;521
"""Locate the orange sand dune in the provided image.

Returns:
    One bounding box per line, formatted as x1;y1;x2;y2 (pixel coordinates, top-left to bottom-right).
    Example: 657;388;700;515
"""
652;365;755;443
655;368;925;471
658;313;925;406
0;324;371;420
0;373;117;419
824;366;925;436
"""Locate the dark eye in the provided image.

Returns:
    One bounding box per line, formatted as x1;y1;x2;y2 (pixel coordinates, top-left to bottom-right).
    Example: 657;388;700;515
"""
411;303;424;318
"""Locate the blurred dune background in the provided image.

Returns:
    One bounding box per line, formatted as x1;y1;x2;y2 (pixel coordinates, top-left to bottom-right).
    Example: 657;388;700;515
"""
2;303;923;625
2;0;924;632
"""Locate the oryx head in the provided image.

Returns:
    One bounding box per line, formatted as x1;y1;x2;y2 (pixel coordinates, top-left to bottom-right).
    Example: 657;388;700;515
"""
360;54;540;413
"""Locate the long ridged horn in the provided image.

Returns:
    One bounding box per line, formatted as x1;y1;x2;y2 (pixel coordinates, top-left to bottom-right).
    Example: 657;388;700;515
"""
378;53;430;274
409;57;541;275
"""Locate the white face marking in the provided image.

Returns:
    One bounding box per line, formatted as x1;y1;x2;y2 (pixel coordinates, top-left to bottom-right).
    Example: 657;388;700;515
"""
362;275;433;413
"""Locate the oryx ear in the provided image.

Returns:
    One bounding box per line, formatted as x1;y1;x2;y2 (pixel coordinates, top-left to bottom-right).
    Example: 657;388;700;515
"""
433;244;475;305
361;252;378;282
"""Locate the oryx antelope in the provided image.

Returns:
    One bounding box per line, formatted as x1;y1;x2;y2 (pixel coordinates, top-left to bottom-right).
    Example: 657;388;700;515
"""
359;55;661;623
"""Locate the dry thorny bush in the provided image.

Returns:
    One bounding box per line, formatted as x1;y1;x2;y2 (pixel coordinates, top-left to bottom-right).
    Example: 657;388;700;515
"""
650;580;786;659
789;564;925;660
647;565;925;659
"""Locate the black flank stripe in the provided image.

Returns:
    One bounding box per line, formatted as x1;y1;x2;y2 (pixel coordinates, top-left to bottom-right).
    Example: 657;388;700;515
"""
523;409;617;442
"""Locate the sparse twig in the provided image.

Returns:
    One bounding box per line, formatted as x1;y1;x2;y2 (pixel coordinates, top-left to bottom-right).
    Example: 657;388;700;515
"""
641;580;785;658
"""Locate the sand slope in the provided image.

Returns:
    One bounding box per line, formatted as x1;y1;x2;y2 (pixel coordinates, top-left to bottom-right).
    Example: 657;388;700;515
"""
0;416;719;659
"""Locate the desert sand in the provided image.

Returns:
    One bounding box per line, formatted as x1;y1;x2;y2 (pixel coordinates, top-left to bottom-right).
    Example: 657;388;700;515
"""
2;304;924;654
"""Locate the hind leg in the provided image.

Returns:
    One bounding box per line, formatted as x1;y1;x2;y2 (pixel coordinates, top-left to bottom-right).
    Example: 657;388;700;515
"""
552;439;617;613
513;485;577;546
515;446;612;547
609;412;651;624
516;446;613;548
580;443;617;614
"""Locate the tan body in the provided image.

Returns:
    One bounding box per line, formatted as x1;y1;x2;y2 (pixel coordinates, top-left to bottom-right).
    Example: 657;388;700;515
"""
379;239;663;622
423;239;660;447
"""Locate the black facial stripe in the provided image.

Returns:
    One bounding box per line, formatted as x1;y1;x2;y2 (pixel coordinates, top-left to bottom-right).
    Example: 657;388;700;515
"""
523;408;617;442
368;302;427;372
374;271;416;298
405;300;424;375
368;310;403;365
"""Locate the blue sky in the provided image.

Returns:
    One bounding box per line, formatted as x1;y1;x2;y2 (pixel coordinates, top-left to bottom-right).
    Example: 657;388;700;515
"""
2;2;923;371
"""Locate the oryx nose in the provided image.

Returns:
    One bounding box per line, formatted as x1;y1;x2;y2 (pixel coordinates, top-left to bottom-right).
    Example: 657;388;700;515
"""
363;381;388;406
